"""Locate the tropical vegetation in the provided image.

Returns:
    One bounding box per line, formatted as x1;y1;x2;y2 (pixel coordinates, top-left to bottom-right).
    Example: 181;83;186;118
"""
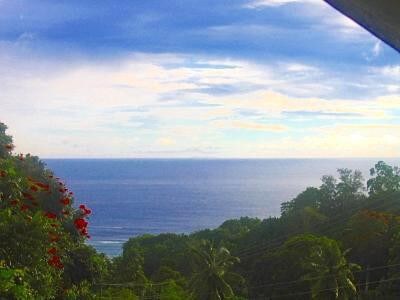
1;121;400;299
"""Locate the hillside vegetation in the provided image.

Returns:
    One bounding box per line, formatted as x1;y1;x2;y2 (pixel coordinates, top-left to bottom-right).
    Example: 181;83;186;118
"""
1;122;400;299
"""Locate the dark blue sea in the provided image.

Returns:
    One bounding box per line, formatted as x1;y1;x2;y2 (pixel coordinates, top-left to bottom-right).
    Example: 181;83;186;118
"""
44;159;400;256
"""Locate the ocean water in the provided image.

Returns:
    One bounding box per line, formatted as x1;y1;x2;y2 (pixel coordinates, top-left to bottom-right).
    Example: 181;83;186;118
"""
44;158;400;256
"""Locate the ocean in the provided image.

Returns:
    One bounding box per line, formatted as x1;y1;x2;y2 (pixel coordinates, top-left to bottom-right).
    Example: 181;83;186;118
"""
44;158;400;256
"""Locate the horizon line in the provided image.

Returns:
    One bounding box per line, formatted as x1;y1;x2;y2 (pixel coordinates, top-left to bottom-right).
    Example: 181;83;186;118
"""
41;157;400;160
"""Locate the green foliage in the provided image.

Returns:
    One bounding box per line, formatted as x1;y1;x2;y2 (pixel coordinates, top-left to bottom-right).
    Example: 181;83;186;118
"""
0;207;64;298
113;249;147;284
3;121;400;299
281;187;322;217
0;122;94;298
63;280;93;300
189;240;244;300
368;161;400;196
320;169;365;214
0;123;13;159
380;227;400;297
251;234;359;299
64;245;110;286
287;235;359;300
343;210;394;269
160;280;193;300
98;286;139;299
123;233;192;277
0;262;33;300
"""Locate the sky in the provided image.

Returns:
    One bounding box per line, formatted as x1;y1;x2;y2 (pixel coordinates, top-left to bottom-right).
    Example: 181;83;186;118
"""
0;0;399;158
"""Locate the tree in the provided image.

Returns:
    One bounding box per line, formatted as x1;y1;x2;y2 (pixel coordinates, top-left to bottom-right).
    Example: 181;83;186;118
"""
160;280;193;300
111;245;148;298
367;161;400;196
304;237;359;300
0;122;93;297
343;210;394;269
64;245;110;287
336;169;365;203
281;187;322;217
319;169;365;215
377;223;400;298
0;122;13;159
279;234;359;300
189;240;244;300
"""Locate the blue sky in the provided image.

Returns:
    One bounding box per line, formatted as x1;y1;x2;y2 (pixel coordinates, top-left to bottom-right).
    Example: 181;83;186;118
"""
1;0;400;157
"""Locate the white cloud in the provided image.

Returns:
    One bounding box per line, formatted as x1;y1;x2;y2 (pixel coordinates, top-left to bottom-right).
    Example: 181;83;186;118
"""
211;120;288;132
157;137;176;146
245;0;321;8
363;40;384;61
372;41;383;57
218;90;393;119
381;65;400;77
1;52;400;158
284;63;318;73
223;124;400;158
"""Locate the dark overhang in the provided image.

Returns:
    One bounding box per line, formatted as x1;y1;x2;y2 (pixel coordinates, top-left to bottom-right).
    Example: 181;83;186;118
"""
324;0;400;53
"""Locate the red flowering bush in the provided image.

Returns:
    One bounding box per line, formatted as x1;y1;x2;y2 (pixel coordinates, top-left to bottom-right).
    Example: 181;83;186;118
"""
0;122;98;298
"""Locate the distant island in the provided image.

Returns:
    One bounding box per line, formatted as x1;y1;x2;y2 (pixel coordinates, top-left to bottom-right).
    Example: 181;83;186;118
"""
1;121;400;299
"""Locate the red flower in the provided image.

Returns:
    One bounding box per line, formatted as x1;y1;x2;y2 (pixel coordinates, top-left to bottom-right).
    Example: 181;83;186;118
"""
47;247;57;255
49;234;59;242
22;192;34;201
48;255;63;269
35;182;50;191
59;198;70;205
44;212;57;219
79;204;91;215
0;170;6;177
74;218;87;230
20;204;30;211
74;217;90;237
30;185;39;192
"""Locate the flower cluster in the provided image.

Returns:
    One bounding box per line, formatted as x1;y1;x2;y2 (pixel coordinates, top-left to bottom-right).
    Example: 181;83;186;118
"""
360;209;395;225
44;212;57;219
28;177;50;192
74;204;91;238
1;148;93;270
4;144;13;151
79;204;91;216
47;247;63;269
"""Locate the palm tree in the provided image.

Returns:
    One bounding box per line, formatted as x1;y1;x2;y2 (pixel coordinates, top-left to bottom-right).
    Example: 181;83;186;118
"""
303;240;360;300
189;240;244;300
